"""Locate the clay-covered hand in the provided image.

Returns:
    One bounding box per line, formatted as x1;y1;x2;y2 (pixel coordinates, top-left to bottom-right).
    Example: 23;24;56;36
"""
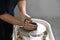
23;20;37;31
21;13;37;31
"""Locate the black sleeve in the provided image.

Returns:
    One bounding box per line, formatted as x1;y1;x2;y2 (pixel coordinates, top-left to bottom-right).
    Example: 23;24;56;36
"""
0;0;9;15
0;8;6;15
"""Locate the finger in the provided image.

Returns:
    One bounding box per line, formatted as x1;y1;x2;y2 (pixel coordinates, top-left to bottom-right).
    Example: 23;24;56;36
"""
29;24;37;28
28;18;32;22
26;17;32;22
27;25;36;29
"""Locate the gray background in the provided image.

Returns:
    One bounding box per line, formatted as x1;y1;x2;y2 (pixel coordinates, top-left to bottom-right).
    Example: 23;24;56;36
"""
14;0;60;40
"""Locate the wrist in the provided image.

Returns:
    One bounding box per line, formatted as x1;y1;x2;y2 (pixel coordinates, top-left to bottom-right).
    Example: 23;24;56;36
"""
16;20;24;27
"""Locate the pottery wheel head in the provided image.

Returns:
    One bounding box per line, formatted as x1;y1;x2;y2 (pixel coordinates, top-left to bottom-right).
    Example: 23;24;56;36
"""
18;22;46;37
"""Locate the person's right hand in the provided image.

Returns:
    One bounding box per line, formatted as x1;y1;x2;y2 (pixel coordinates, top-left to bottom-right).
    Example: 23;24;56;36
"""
23;20;37;31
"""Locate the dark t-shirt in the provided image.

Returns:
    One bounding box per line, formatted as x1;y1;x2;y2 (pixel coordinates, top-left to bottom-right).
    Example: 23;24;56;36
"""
0;0;18;23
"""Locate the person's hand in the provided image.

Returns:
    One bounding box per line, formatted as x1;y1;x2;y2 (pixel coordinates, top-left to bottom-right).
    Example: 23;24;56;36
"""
23;20;37;31
21;13;37;31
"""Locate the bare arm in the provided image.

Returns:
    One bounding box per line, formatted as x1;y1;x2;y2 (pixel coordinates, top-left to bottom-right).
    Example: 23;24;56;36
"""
0;12;36;30
18;0;31;21
18;0;26;14
0;12;24;27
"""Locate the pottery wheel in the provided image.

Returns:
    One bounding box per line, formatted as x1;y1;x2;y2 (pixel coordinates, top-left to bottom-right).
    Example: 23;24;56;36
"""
18;22;46;37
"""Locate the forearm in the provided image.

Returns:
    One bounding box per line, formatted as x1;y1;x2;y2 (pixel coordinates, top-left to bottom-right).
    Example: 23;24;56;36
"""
0;12;24;26
18;0;26;14
18;0;30;19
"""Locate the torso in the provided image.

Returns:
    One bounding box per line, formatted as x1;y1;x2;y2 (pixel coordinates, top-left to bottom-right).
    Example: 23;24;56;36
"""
0;0;18;23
